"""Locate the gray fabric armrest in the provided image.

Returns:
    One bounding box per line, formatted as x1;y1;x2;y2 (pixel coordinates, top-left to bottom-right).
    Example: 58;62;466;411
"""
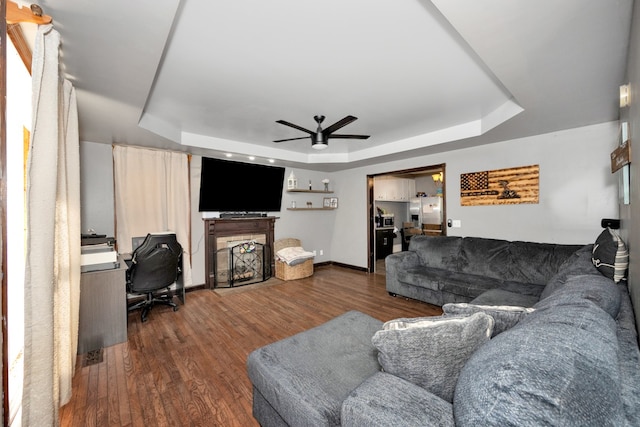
386;250;420;269
385;251;420;295
341;372;454;427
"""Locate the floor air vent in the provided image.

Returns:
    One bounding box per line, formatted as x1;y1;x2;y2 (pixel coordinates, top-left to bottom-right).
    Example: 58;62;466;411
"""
84;348;104;366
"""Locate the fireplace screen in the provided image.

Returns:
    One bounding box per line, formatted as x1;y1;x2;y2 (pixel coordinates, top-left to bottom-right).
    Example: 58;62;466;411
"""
215;241;271;287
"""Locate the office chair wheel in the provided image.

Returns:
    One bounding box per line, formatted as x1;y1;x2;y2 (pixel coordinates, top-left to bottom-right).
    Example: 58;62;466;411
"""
173;306;179;312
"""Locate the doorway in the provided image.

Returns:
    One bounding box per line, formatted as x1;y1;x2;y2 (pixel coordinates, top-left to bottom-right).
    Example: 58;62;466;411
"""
367;163;446;274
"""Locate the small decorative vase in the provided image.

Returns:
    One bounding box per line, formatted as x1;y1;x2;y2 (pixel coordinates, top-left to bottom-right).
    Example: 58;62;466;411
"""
324;183;329;191
287;172;297;190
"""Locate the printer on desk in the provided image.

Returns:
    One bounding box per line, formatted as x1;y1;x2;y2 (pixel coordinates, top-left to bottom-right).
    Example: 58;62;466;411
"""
81;235;118;272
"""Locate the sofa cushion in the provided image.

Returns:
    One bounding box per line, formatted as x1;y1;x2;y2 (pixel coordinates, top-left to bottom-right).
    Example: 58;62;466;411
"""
396;266;441;292
458;237;510;280
442;276;545;301
592;228;629;283
246;310;383;427
454;300;622;426
410;235;463;270
397;266;511;298
457;238;582;285
507;241;585;285
470;288;539;307
442;303;534;337
341;372;454;427
540;244;598;300
535;274;621;318
372;313;494;403
438;272;505;299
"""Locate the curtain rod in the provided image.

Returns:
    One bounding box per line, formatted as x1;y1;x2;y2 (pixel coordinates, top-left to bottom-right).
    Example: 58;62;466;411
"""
7;1;52;25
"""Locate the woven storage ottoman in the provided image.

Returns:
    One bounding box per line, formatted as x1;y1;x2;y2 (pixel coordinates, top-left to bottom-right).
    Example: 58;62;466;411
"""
274;237;314;280
275;258;313;280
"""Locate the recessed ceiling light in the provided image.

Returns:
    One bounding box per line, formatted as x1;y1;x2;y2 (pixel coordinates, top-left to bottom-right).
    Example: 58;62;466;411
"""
248;156;255;161
225;153;232;158
268;159;275;163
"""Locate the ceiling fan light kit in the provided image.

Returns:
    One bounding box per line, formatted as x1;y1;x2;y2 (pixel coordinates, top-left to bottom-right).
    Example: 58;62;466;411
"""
312;133;328;150
274;115;370;150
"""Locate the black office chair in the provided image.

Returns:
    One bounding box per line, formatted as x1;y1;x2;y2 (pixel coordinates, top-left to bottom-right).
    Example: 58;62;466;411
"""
126;233;182;322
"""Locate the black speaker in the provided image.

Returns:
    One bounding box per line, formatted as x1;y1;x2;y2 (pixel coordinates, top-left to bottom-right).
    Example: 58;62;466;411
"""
601;218;621;229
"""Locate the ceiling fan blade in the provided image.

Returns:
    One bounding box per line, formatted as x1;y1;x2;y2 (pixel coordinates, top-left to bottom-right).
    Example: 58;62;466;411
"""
276;120;314;135
322;115;358;135
329;134;370;140
273;136;311;143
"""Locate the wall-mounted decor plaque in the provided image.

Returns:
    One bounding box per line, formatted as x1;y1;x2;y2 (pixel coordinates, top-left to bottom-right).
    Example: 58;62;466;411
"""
460;164;539;206
611;139;631;173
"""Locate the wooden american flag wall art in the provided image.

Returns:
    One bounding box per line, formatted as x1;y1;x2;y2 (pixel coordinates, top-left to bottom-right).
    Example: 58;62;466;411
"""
460;164;539;206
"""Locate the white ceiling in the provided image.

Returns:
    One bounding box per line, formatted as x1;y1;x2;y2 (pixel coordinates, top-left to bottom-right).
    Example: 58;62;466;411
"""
33;0;633;171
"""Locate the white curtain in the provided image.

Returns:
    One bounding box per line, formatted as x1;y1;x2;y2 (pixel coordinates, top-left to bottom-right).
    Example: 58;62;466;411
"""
113;146;192;287
22;24;81;425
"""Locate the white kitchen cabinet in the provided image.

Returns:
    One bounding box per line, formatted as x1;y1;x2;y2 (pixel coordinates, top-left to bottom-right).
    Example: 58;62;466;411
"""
374;177;415;201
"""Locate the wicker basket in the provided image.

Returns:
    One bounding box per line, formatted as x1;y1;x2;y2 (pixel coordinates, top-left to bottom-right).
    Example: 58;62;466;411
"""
274;238;314;281
275;258;313;280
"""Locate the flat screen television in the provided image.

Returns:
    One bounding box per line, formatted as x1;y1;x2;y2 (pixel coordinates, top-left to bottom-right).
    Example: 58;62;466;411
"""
198;157;285;213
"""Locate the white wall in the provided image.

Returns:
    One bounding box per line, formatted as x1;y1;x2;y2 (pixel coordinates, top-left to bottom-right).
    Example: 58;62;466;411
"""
80;141;114;236
276;168;336;261
83;121;619;284
189;157;207;286
331;122;619;268
620;0;640;332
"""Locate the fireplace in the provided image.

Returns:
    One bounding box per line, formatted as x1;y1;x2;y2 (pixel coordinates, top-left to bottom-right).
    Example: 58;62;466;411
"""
215;238;269;287
204;217;278;288
228;241;268;286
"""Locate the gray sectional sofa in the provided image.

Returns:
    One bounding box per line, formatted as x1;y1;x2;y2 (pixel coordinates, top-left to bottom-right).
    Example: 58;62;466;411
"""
246;233;640;426
385;235;585;306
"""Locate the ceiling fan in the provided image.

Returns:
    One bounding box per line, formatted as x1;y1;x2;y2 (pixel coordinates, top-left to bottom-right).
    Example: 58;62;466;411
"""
274;115;370;150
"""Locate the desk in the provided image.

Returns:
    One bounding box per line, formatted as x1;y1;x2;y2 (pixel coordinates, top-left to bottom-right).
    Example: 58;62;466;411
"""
78;255;127;354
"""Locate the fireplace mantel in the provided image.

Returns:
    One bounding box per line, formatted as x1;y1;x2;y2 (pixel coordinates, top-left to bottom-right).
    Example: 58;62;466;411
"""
203;217;278;288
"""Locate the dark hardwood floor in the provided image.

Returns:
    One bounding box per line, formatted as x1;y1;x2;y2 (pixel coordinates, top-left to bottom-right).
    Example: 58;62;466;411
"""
60;265;441;426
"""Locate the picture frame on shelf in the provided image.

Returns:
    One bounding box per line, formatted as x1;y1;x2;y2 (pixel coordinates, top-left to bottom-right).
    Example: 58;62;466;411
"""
330;197;338;208
323;197;331;208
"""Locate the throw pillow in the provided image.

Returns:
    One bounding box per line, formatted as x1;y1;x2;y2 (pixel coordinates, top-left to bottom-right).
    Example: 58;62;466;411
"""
371;313;494;403
592;228;628;283
442;303;534;337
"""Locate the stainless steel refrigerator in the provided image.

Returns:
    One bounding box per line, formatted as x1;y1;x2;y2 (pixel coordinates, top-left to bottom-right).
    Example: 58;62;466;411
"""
409;196;442;226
